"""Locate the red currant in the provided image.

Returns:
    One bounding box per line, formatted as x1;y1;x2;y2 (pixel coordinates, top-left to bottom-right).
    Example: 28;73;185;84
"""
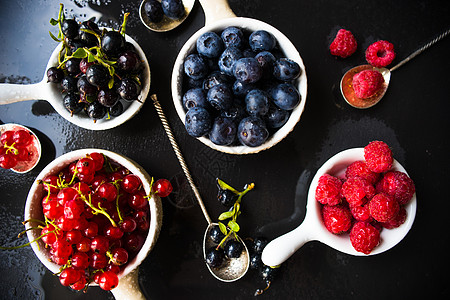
120;217;137;233
77;172;95;183
105;224;124;240
98;270;119;290
56;215;76;231
76;237;91;253
43;199;63;219
97;182;118;202
153;179;173;197
41;224;62;245
65;230;82;244
71;251;90;270
72;181;91;196
106;264;121;274
12;129;32;147
89;152;105;171
42;175;60;194
91;175;108;190
124;232;145;253
128;192;147;210
59;267;82;286
83;221;99;238
90;252;108;269
57;187;78;206
121;174;141;193
70;275;87;291
76;157;96;176
0;130;14;146
64;199;84;219
52;239;73;258
0;153;18;169
110;247;129;265
91;235;110;253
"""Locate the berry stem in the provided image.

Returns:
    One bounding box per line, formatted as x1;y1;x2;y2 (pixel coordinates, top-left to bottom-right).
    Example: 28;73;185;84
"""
82;194;117;227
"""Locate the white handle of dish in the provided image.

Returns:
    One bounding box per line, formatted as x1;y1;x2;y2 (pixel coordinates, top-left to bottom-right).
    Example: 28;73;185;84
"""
261;216;316;267
0;81;47;105
199;0;236;25
111;268;146;300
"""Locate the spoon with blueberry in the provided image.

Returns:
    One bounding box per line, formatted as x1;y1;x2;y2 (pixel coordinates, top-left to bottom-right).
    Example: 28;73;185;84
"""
139;0;195;32
151;94;251;282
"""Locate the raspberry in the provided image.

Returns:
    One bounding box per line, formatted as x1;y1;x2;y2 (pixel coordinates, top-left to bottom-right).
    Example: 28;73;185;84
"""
329;29;357;58
345;160;380;185
368;193;400;222
381;206;407;229
315;174;343;206
351;70;384;99
350;204;373;222
350;221;380;254
365;40;396;68
341;176;375;207
376;171;415;205
364;141;393;173
322;204;352;234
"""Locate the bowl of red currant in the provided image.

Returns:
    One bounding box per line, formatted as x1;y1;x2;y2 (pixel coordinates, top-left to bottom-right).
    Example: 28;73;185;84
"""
0;123;41;173
23;149;171;296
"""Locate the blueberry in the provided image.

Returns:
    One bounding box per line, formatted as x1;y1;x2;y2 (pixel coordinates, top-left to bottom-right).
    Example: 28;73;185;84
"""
233;57;263;84
203;71;232;91
273;58;301;81
161;0;185;20
184;54;208;80
185;107;212;137
224;239;244;258
218;47;243;76
232;80;257;98
271;83;300;110
238;116;269;147
182;88;208;110
249;30;276;52
264;104;290;129
221;102;246;123
207;84;233;111
209;225;225;243
245;89;269;117
196;32;224;58
255;51;276;78
144;0;164;22
209;116;237;146
242;48;257;58
205;246;225;268
221;26;244;48
185;77;203;89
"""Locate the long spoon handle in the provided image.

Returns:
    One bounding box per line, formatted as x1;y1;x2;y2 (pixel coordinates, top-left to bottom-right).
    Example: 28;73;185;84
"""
151;94;212;225
390;28;450;72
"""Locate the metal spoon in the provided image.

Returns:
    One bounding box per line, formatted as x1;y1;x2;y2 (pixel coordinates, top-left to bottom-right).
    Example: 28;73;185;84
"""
151;94;250;282
0;30;150;130
139;0;195;32
0;123;42;173
341;28;450;109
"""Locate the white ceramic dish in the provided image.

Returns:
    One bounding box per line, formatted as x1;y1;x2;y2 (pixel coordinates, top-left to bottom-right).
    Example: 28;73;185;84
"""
24;149;162;299
261;148;417;266
0;31;150;131
171;0;307;154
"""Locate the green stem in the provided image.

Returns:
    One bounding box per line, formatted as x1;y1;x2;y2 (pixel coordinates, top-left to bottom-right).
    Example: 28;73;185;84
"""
82;194;117;227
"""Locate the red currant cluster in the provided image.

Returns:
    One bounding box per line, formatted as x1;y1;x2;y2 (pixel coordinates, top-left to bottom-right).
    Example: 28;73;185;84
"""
37;152;172;291
0;129;35;170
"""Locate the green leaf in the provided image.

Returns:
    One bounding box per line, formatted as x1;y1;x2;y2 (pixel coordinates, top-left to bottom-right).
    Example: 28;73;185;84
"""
49;31;61;42
227;220;240;232
218;210;234;221
108;78;114;89
87;52;96;63
71;48;88;59
218;222;227;235
85;95;96;103
49;18;59;26
217;178;239;194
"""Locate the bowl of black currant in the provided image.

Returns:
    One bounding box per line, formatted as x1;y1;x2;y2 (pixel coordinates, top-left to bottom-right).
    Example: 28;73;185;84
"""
171;15;307;154
0;5;150;131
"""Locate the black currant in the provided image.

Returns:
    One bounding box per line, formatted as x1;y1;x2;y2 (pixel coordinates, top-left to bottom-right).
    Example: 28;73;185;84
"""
79;20;100;47
61;76;78;92
85;101;107;120
117;50;141;73
77;76;97;96
61;19;79;40
224;239;244;258
217;189;237;207
117;78;140;101
63;93;84;114
98;88;119;107
86;64;110;87
250;253;263;270
260;265;279;282
109;101;124;117
65;58;81;75
101;31;125;58
253;237;269;254
47;67;64;83
205;246;225;268
209;225;225;244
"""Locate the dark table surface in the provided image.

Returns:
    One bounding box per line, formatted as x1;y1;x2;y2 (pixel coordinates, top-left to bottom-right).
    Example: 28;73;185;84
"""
1;0;449;299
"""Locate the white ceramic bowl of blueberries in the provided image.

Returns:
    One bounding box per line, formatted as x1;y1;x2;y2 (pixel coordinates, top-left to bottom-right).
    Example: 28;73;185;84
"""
172;17;307;154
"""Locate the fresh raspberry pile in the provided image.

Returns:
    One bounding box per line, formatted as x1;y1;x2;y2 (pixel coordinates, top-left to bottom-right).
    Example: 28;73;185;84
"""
351;69;385;99
329;29;357;58
365;40;396;68
316;140;415;254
